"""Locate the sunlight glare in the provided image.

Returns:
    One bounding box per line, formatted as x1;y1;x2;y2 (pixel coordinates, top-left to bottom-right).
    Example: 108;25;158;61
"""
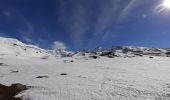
163;0;170;8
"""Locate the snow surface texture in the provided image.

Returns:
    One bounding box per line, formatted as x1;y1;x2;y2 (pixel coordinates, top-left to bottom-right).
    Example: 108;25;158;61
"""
1;37;170;100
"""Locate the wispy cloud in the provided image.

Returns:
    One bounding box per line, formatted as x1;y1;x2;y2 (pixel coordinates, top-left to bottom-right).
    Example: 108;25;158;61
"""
1;9;34;41
52;41;67;50
21;35;33;43
57;0;91;47
142;14;147;19
1;11;11;17
1;8;34;36
56;0;142;48
13;11;35;43
119;0;137;20
93;0;122;35
17;14;34;36
101;30;118;42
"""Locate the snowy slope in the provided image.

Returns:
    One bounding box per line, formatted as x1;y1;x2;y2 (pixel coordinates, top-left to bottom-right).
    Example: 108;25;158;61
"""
1;37;170;100
0;37;53;58
1;56;170;100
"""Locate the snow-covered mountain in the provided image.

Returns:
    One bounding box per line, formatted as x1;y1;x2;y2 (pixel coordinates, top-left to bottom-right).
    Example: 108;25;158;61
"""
0;37;74;58
0;37;170;58
86;46;170;58
0;37;53;58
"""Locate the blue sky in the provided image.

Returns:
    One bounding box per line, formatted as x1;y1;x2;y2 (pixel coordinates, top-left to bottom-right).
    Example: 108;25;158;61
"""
0;0;170;50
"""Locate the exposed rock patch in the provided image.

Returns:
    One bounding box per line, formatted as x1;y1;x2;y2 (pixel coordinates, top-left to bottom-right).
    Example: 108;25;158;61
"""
149;57;153;58
63;60;74;63
0;83;27;100
89;56;99;59
11;70;19;73
0;63;8;66
60;73;67;75
36;76;49;78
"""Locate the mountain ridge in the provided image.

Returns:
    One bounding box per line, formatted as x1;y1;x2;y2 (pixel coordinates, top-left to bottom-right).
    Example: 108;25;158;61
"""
0;37;170;58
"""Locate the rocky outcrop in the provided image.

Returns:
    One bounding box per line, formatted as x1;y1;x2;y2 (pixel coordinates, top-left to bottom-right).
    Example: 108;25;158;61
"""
0;83;27;100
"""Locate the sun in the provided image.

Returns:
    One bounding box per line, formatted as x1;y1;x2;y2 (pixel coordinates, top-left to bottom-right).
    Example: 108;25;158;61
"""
155;0;170;13
163;0;170;8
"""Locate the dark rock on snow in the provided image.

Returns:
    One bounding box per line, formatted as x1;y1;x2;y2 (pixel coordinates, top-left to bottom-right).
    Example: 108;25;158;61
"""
0;83;27;100
36;76;49;78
